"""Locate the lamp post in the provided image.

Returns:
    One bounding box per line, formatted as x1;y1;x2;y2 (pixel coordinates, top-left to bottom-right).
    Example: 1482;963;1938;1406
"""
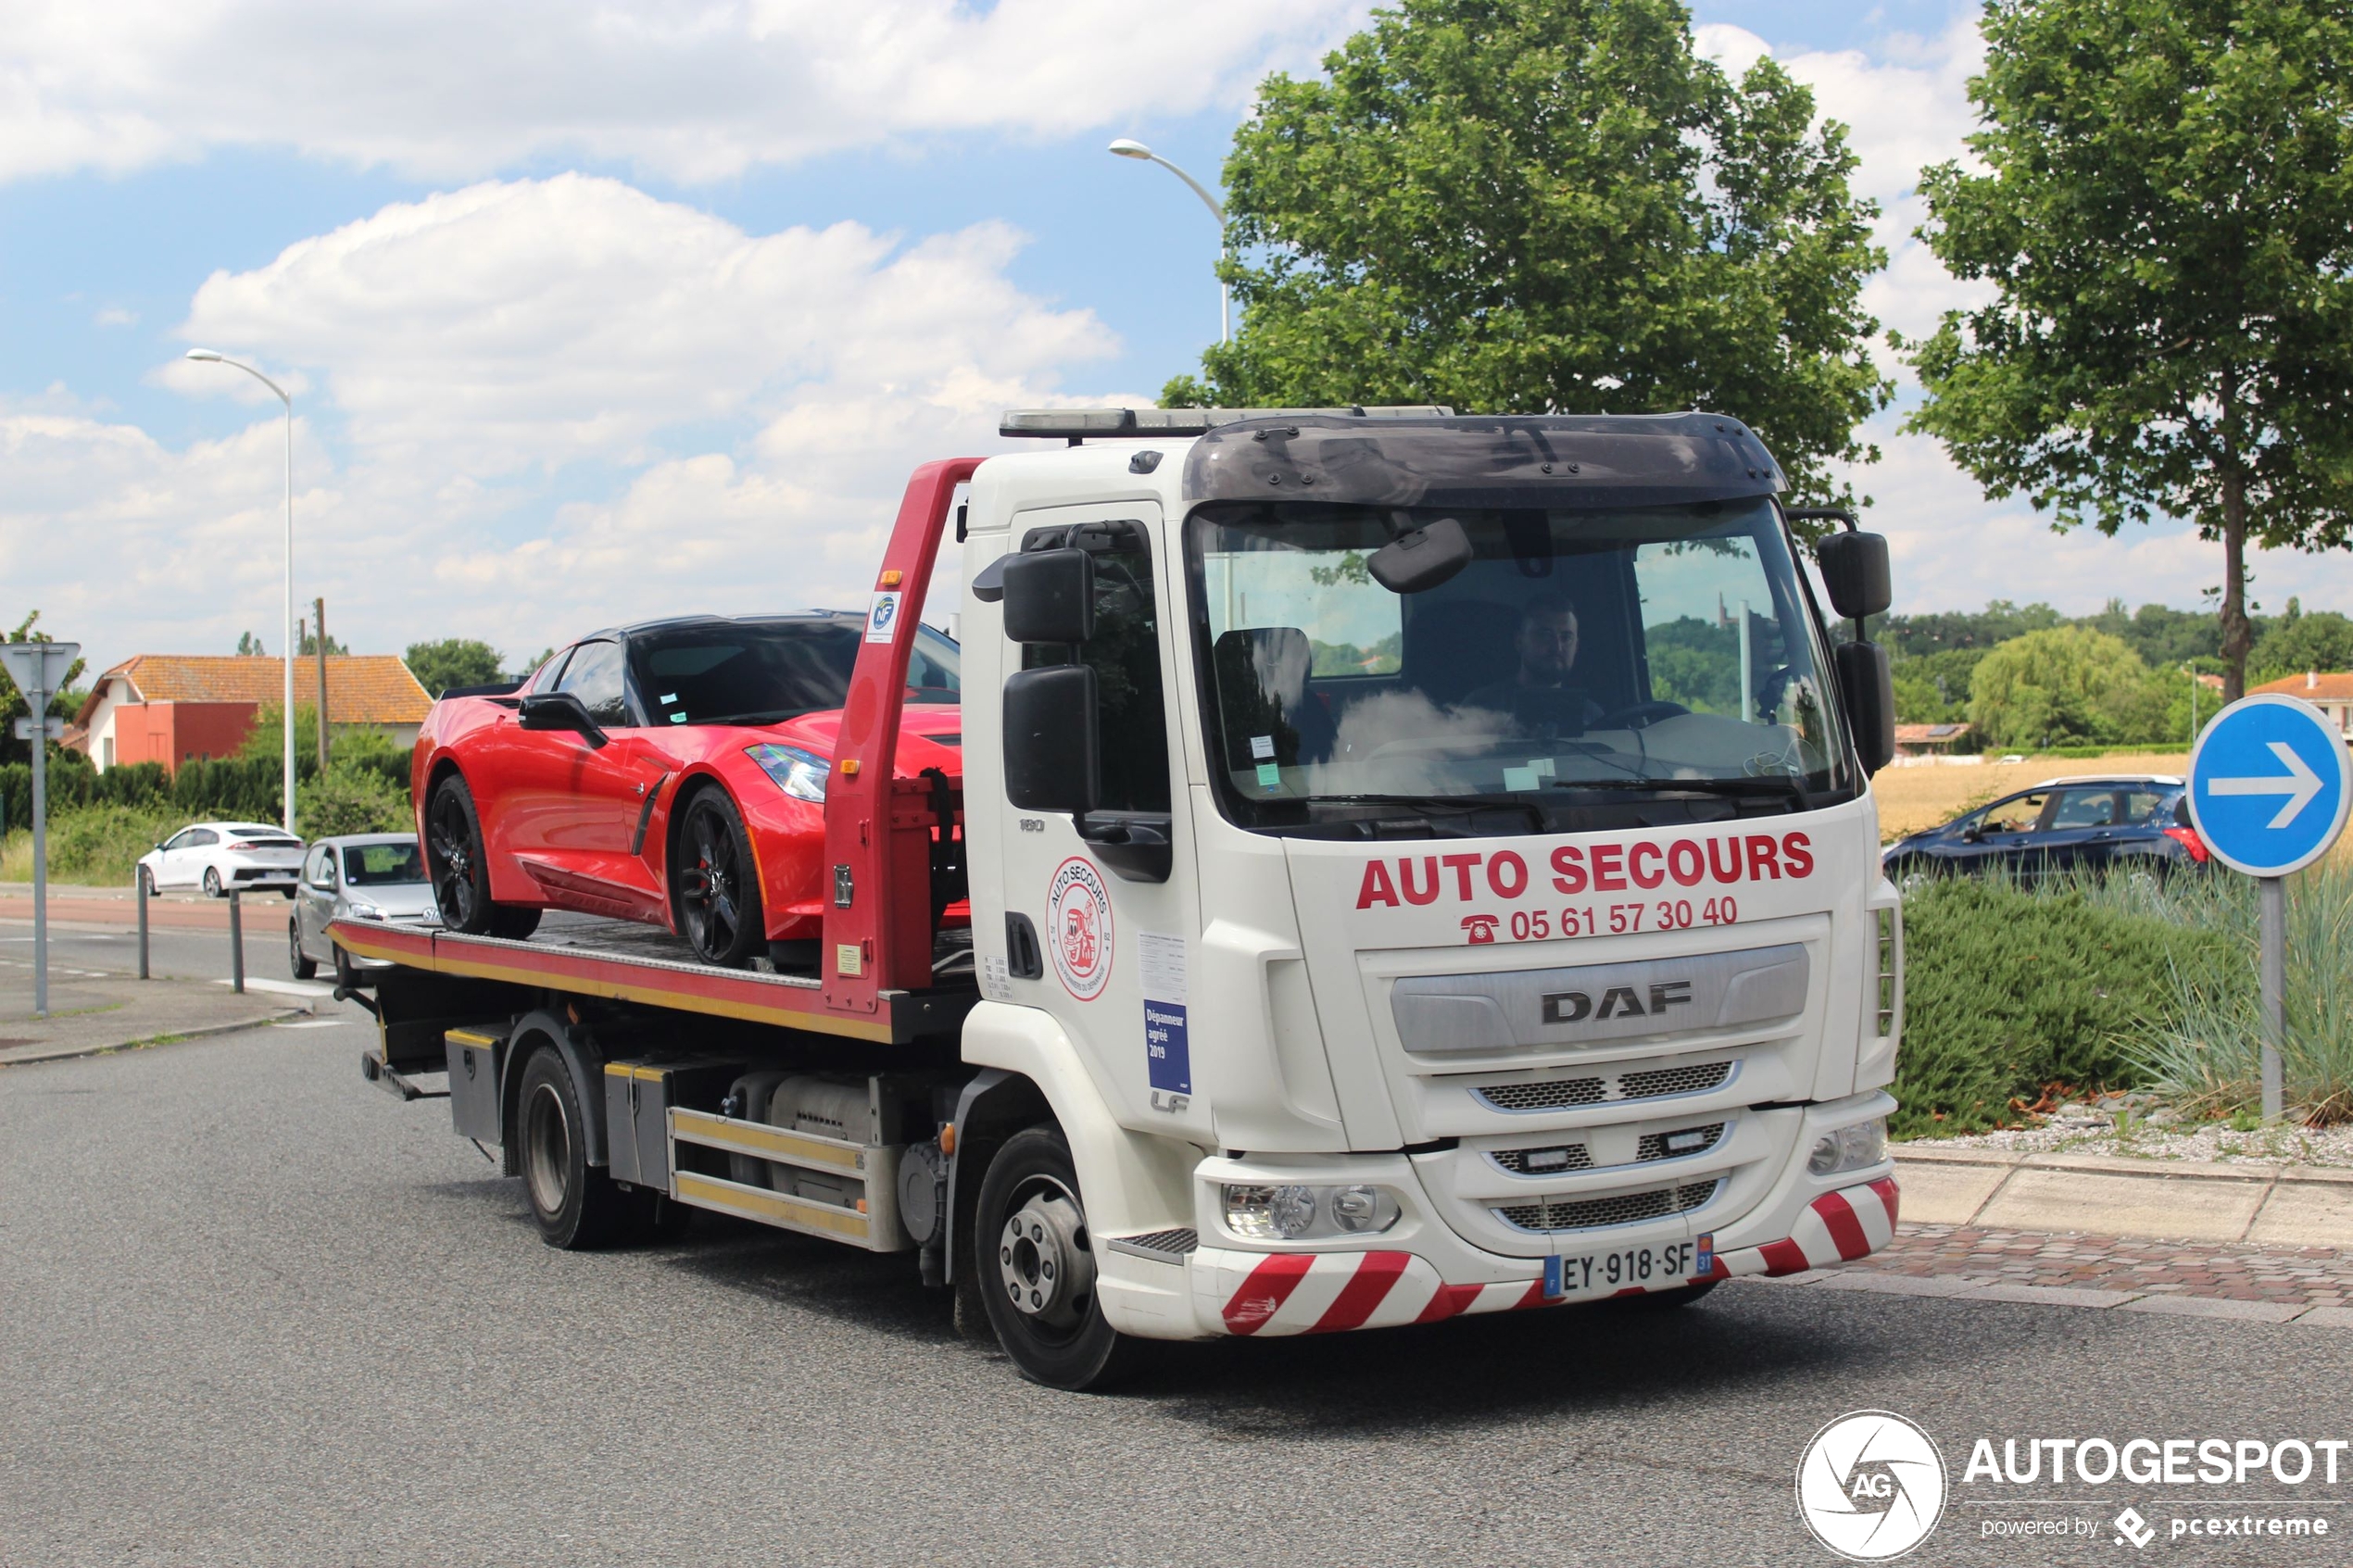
185;349;296;834
1109;138;1229;344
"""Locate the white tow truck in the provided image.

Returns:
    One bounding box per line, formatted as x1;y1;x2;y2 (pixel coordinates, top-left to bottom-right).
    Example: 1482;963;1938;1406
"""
344;407;1906;1389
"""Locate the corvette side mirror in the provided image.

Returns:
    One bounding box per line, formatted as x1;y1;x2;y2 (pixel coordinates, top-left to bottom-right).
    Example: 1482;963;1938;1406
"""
518;691;610;748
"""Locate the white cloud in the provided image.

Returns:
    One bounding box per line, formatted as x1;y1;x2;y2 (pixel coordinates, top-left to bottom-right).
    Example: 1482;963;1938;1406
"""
93;307;137;328
0;0;1372;182
7;176;1147;668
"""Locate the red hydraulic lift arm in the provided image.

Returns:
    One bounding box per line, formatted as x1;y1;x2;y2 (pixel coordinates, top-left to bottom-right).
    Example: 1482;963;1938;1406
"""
820;457;985;1022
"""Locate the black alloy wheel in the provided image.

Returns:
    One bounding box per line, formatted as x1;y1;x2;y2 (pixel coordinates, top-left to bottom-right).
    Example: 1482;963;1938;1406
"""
288;921;316;980
673;789;763;968
426;774;498;935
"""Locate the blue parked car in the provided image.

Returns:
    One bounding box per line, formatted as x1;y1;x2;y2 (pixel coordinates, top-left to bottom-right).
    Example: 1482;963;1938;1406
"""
1881;774;2209;885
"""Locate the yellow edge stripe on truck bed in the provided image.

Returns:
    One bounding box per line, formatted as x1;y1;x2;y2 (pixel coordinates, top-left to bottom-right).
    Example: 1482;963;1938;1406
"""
671;1108;867;1174
333;926;896;1043
673;1172;872;1240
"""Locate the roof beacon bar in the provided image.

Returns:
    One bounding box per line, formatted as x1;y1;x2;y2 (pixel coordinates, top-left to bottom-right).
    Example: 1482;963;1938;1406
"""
998;405;1453;440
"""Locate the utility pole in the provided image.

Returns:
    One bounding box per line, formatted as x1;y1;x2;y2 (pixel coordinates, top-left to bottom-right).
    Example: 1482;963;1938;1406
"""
314;596;331;773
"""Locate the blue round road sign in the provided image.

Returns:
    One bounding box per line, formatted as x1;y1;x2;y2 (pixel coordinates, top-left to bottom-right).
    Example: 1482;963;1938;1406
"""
2187;695;2352;877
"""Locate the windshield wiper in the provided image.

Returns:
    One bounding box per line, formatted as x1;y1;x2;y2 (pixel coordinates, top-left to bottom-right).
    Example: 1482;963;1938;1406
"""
1311;794;1551;833
1569;774;1816;813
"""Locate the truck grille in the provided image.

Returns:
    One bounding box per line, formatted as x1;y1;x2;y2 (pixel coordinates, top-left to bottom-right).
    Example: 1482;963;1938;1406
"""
1492;1179;1720;1234
1491;1123;1724;1175
1472;1060;1732;1112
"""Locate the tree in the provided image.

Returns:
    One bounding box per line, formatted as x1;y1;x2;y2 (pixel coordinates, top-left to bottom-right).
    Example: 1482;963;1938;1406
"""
1904;0;2353;702
1168;0;1892;511
2251;600;2353;684
1968;627;2168;747
235;631;266;657
403;639;504;697
296;623;349;657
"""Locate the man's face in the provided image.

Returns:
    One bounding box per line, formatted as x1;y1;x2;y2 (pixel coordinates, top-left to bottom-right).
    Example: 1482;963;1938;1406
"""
1518;609;1579;681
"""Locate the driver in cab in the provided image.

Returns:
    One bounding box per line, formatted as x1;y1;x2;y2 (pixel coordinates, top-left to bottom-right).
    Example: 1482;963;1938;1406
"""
1457;593;1605;733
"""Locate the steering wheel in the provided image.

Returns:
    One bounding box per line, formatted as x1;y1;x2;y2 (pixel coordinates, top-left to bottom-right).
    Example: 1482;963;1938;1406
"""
1596;699;1689;731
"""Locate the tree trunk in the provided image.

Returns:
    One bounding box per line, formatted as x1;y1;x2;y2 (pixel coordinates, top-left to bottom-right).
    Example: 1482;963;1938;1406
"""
2217;373;2251;705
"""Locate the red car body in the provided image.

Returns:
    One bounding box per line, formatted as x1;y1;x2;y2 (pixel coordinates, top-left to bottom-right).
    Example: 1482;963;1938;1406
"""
412;613;963;953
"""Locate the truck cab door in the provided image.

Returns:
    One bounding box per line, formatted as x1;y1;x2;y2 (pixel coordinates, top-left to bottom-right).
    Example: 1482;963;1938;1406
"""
976;503;1208;1134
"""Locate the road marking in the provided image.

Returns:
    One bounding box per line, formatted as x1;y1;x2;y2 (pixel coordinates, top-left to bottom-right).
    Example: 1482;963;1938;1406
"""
214;977;337;998
2208;740;2324;829
276;1018;356;1029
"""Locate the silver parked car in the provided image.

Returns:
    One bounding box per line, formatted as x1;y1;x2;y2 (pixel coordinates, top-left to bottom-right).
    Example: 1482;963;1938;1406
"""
290;834;439;982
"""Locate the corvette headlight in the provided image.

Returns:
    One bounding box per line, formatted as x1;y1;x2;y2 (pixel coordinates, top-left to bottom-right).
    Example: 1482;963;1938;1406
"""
1224;1183;1401;1241
1808;1119;1887;1177
748;744;828;804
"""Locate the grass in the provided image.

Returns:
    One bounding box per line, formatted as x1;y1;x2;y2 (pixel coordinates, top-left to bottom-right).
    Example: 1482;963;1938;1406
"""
0;804;187;886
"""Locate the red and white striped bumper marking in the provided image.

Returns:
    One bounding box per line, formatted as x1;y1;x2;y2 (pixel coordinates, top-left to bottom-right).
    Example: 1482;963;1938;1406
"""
1207;1176;1899;1336
1707;1175;1899;1281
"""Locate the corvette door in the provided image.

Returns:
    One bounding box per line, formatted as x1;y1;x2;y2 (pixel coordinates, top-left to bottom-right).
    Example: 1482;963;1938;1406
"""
519;639;666;917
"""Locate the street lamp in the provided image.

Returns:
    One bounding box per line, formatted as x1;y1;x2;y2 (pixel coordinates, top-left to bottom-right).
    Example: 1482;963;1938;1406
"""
1109;138;1230;344
186;348;297;834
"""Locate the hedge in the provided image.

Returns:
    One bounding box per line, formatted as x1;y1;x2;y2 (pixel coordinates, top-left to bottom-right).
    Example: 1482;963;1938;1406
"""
0;749;409;832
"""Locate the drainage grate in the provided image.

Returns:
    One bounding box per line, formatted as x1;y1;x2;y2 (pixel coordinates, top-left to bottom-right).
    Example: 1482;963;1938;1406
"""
1473;1060;1731;1112
1492;1179;1720;1234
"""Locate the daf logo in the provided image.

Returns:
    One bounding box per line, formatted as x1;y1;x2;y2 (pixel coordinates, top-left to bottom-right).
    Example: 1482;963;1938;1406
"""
1541;979;1692;1025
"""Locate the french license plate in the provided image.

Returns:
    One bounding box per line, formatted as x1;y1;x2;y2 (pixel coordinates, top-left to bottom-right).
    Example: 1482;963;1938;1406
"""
1544;1237;1705;1298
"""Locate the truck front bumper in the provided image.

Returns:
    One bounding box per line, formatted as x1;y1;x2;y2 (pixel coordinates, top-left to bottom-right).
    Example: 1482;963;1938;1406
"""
1187;1174;1898;1336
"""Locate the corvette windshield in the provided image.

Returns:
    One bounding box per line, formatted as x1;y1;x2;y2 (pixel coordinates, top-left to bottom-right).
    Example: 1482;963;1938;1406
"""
631;621;959;726
1187;497;1852;834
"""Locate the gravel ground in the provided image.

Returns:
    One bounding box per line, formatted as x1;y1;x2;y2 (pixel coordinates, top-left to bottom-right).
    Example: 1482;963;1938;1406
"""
1906;1097;2353;1165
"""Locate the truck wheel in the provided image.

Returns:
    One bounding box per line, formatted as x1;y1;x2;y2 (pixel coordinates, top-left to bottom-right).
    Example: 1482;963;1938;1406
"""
673;788;763;969
516;1046;640;1250
973;1125;1142;1391
426;774;502;935
288;921;317;980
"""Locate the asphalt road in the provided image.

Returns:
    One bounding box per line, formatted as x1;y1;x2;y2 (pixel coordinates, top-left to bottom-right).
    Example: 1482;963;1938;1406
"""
0;1024;2344;1568
0;914;294;985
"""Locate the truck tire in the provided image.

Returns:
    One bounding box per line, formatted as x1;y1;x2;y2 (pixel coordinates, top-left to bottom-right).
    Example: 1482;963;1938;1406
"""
673;787;763;969
972;1124;1143;1391
516;1045;644;1250
426;773;502;935
287;920;316;980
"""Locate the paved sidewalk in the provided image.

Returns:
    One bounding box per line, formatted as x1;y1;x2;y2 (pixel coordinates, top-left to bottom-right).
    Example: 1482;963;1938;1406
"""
0;973;308;1064
1894;1142;2353;1248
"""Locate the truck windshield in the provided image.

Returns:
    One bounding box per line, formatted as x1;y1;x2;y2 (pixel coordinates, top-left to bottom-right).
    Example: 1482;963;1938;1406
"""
1186;497;1854;834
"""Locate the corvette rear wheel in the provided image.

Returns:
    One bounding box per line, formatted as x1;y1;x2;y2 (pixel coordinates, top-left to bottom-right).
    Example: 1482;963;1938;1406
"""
427;774;501;935
674;788;763;969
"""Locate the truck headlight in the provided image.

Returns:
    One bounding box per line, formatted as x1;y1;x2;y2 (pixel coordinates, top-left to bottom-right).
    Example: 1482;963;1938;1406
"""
748;743;828;803
1808;1119;1887;1177
1224;1183;1401;1240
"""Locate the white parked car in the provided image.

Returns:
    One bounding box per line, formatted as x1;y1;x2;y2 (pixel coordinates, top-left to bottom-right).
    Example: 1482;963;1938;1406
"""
137;822;305;898
290;834;439;981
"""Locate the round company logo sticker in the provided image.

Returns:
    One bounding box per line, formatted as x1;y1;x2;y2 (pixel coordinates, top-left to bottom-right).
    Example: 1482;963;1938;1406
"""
1796;1410;1947;1561
1046;857;1114;1001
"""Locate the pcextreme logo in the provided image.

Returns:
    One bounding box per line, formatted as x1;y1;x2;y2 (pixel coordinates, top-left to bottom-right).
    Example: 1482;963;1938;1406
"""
1796;1410;1948;1561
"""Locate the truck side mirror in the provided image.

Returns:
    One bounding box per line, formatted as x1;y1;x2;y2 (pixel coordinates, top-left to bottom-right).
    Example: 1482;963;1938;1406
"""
1000;549;1096;645
1816;531;1892;621
1002;664;1101;814
1833;640;1896;774
517;691;609;748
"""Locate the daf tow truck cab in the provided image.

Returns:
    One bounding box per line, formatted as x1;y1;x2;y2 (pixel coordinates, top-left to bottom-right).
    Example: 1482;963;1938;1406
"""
346;407;1905;1390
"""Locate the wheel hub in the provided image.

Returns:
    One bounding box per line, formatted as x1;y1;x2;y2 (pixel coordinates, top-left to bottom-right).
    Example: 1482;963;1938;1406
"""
998;1188;1094;1325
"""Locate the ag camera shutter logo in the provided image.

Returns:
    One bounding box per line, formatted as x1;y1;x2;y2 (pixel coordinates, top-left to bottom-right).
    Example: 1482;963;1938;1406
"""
1796;1410;1947;1561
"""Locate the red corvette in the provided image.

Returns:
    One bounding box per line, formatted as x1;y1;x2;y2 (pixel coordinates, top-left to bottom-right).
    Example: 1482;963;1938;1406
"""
413;612;963;968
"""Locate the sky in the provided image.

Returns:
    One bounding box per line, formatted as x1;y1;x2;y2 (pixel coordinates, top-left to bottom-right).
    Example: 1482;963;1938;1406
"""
4;0;2345;677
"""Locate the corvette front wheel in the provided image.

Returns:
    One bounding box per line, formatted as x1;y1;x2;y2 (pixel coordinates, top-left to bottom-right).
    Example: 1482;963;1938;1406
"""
674;788;763;969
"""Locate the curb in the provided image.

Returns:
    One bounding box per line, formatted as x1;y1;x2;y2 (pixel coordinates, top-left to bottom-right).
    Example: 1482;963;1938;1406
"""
0;1007;308;1067
1892;1145;2353;1249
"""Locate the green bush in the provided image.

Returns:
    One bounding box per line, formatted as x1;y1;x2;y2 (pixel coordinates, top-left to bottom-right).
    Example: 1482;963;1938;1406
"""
0;742;409;833
1891;872;2240;1136
298;763;412;839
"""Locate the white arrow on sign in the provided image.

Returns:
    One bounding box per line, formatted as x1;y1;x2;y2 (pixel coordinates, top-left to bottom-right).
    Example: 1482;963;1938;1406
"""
2208;740;2324;830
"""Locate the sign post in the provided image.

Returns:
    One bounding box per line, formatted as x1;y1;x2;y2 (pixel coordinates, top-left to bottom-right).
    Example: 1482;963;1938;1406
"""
2;640;81;1020
2186;695;2352;1122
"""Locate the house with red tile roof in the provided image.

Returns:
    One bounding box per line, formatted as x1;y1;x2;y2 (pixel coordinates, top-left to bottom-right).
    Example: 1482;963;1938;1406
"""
72;655;431;772
2246;670;2353;740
